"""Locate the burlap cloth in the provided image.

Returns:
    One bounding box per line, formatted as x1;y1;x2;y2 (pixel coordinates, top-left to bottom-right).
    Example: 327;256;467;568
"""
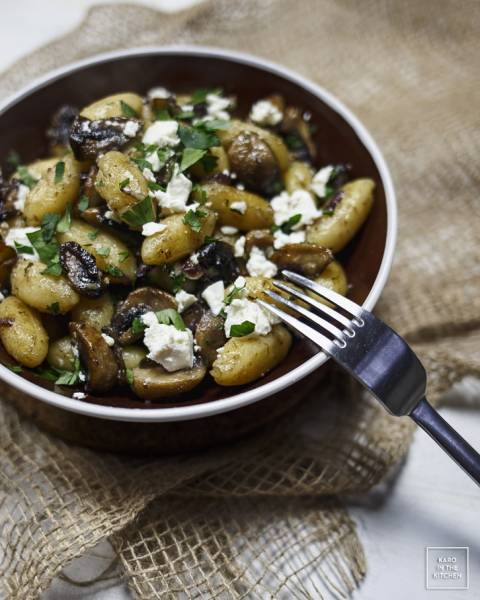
1;1;480;598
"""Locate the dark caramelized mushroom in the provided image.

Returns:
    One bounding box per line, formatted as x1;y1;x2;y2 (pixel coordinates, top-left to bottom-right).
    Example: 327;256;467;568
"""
59;241;103;298
244;229;274;254
182;301;205;332
78;164;103;208
195;312;227;367
69;116;141;160
197;241;239;285
281;106;316;161
69;322;119;393
111;287;176;345
227;132;279;194
270;243;333;277
130;360;207;399
0;172;23;219
47;105;78;153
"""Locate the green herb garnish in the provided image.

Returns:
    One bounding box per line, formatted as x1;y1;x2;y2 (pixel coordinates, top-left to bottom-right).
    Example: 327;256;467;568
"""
229;321;255;337
122;196;155;228
126;368;134;385
6;363;22;374
224;280;246;305
203;119;230;131
180;148;206;172
26;229;59;264
156;309;186;331
106;265;124;278
54;161;65;184
14;241;35;255
154;109;171;121
178;124;219;150
131;317;146;334
118;251;130;263
272;213;302;234
88;230;99;241
16;166;37;189
78;195;89;211
119;178;130;192
48;301;60;315
183;208;207;233
121;100;138;118
170;272;186;294
55;357;82;386
56;203;72;233
200;153;218;174
6;151;20;170
97;247;111;257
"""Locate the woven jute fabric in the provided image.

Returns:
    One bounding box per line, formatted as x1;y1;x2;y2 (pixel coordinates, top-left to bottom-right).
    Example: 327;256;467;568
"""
1;1;480;598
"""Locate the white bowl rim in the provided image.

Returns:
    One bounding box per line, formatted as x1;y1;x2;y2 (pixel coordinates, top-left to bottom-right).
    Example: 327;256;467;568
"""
0;45;397;423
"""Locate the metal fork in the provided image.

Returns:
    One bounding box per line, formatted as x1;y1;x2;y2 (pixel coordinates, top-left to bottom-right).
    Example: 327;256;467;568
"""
257;269;480;486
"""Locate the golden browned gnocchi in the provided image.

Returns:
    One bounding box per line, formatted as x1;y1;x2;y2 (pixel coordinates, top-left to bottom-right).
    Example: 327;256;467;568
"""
0;85;373;401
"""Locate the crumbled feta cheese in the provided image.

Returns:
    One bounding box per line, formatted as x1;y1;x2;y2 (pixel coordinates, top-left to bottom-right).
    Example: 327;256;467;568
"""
147;86;171;100
230;200;247;214
205;93;231;120
246;246;277;278
141;311;194;372
0;292;5;301
81;120;91;133
271;189;321;228
101;333;115;347
222;169;230;176
233;275;246;289
142;167;156;182
4;227;40;261
224;298;278;338
175;290;197;313
201;280;225;316
14;184;29;212
273;229;306;249
234;235;246;257
72;392;87;400
190;252;199;265
123;120;140;138
78;371;86;382
310;165;334;198
104;209;122;222
220;225;239;235
142;120;179;147
153;165;192;213
236;183;245;191
303;111;312;122
142;221;167;236
249;99;283;126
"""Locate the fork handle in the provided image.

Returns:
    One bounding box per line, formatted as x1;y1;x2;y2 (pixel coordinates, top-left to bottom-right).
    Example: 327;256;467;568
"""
411;397;480;486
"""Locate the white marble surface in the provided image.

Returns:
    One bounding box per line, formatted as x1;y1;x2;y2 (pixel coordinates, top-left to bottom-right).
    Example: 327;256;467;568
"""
1;2;479;599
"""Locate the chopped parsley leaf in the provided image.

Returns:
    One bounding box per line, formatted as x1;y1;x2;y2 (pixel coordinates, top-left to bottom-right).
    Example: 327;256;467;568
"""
16;166;37;189
120;100;138;118
78;195;89;211
122;196;155;228
180;147;206;172
229;321;255;337
156;308;186;331
14;241;34;255
183;208;207;233
54;161;65;184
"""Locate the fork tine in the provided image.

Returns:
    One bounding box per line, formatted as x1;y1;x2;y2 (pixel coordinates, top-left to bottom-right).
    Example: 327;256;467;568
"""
272;280;354;331
265;290;346;341
256;299;335;353
282;269;363;318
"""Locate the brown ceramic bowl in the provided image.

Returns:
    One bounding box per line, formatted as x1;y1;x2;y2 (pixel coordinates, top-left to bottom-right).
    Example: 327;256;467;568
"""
0;47;396;454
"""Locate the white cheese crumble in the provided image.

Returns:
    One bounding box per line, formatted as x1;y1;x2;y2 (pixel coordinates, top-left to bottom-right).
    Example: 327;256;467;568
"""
141;311;194;372
249;99;283;126
271;189;321;229
4;227;40;261
236;183;245;191
273;229;306;249
201;280;225;316
142;167;156;182
233;275;246;289
153;165;192;213
246;246;277;278
234;235;246;257
310;165;334;198
0;292;5;301
147;86;171;100
101;333;115;347
205;93;231;120
220;225;239;235
72;392;87;400
142;120;179;147
14;184;29;212
123;120;140;138
175;290;197;313
104;209;122;222
224;298;279;338
230;200;247;214
142;222;167;236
